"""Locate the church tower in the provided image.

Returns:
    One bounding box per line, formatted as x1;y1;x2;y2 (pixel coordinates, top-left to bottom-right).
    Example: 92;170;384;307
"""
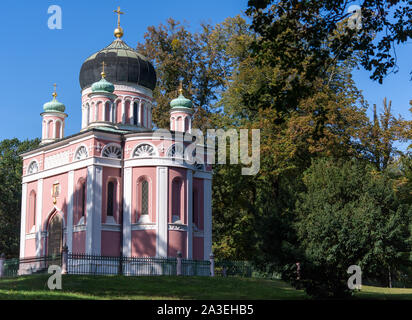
169;83;194;133
40;85;67;145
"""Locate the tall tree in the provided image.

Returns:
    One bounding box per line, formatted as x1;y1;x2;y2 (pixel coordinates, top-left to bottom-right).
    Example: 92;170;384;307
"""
362;97;407;170
292;158;412;298
0;138;40;257
246;0;412;118
137;16;250;131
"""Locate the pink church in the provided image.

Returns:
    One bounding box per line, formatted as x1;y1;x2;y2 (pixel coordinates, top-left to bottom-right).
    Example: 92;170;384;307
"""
19;16;213;264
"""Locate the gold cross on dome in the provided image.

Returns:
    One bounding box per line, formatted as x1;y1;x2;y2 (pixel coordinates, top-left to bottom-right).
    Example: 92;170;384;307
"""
114;6;124;27
178;80;183;95
52;83;57;98
101;61;106;78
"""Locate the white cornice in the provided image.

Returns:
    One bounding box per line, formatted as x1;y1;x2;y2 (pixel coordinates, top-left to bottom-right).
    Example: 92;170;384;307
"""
82;82;153;99
22;157;122;183
21;130;122;159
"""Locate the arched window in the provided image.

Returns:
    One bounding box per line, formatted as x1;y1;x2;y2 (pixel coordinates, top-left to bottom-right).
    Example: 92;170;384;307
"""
133;102;138;125
76;179;86;223
112;103;117;122
116;100;122;123
105;102;111;121
107;181;115;217
133;144;156;158
141;103;145;127
141;180;149;216
193;189;198;227
47;120;53;138
136;179;150;223
74;146;88;160
185;117;190;132
27;161;39;174
125;101;130;124
81;183;86;217
171;178;183;223
102;144;122;159
167;143;184;158
96;102;101;121
84;104;89;125
55;120;61;139
28;190;36;231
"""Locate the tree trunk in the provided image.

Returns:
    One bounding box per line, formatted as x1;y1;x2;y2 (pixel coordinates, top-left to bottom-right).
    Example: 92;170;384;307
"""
388;268;392;288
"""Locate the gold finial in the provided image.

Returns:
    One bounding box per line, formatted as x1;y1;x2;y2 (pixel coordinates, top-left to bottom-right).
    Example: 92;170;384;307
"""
52;83;57;99
101;61;106;78
178;80;183;95
113;6;124;38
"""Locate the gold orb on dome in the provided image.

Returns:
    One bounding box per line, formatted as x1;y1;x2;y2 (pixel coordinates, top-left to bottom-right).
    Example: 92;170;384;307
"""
114;26;124;38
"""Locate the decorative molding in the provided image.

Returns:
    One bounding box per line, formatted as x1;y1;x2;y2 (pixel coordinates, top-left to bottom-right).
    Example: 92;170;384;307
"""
73;224;86;232
25;233;36;240
21;131;121;160
22;156;122;184
131;223;157;231
166;143;184;158
101;143;122;159
101;224;121;232
132;143;158;158
168;223;188;232
44;150;70;170
27;160;39;174
74;145;88;160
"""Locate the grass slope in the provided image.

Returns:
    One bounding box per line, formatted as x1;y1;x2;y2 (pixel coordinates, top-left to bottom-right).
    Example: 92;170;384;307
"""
355;285;412;300
0;275;308;300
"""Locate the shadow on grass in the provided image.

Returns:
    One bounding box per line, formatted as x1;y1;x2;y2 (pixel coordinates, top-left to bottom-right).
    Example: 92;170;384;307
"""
0;275;308;300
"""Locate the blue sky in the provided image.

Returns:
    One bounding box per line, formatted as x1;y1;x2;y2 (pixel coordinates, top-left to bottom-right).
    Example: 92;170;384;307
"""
0;0;411;150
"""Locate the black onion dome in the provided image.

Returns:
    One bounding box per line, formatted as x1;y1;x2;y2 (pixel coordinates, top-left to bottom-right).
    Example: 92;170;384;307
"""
79;39;156;90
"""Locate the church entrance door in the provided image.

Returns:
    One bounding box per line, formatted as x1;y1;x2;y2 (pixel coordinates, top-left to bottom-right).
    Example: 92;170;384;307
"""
47;213;62;265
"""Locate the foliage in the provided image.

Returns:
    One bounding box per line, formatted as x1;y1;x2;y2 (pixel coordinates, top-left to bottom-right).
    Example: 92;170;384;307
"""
362;98;408;170
0;138;40;257
247;0;412;91
291;158;412;298
137;16;252;131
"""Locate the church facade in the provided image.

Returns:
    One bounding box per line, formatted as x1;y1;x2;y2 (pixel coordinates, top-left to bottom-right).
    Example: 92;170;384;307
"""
19;13;213;263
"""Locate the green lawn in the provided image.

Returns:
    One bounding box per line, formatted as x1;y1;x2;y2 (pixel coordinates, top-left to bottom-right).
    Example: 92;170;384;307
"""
0;275;308;300
355;285;412;300
2;275;412;300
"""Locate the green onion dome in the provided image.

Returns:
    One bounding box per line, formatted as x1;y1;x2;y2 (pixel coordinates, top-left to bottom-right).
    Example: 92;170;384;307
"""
170;93;192;109
43;95;66;113
91;76;115;93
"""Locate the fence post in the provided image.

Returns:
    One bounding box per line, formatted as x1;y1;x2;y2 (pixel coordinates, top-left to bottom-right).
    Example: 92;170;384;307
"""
0;253;5;278
61;245;68;274
209;253;215;277
177;251;182;276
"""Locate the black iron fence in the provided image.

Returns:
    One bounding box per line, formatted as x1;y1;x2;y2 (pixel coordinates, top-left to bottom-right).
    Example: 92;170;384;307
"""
2;255;61;277
68;253;180;276
1;253;263;279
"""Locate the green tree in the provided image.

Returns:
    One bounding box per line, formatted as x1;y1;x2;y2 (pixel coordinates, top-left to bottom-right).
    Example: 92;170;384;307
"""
362;98;408;170
137;16;250;131
0;138;40;257
292;158;412;298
